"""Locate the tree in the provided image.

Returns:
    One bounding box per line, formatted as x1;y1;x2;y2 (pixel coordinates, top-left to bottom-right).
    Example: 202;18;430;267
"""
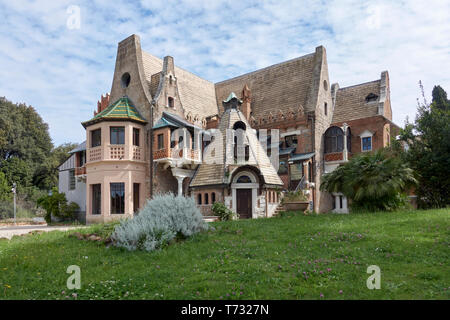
431;85;450;111
0;97;77;194
0;172;11;202
399;85;450;208
320;149;417;211
33;143;78;190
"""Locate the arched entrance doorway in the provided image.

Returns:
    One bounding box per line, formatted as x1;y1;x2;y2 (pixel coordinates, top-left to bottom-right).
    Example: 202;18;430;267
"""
231;171;259;219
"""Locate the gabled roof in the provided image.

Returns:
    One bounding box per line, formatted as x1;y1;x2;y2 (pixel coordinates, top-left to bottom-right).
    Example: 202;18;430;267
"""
332;80;381;123
82;96;147;128
69;141;86;153
153;111;203;130
141;51;219;118
214;52;317;116
190;106;283;188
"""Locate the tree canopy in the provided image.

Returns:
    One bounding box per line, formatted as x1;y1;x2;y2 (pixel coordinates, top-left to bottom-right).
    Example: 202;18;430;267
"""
399;85;450;208
0;97;77;199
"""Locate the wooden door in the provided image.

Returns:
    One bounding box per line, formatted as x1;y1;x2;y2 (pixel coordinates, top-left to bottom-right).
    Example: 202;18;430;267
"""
236;189;252;219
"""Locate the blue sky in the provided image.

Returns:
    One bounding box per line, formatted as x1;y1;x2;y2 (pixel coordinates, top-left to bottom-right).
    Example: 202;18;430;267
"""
0;0;449;146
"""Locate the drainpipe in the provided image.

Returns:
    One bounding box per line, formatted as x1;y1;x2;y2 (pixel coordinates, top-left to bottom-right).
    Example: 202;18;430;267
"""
310;113;316;212
149;102;155;198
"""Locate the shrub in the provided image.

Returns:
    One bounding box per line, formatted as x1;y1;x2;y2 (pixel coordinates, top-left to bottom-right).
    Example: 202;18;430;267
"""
211;202;238;221
282;190;308;203
320;149;417;211
111;193;209;251
37;187;79;223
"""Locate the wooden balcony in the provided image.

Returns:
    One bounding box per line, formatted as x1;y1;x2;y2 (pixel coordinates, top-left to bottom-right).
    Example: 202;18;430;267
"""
75;166;86;176
153;147;200;167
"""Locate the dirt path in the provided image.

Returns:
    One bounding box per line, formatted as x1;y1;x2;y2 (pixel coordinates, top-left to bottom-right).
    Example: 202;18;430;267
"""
0;225;86;240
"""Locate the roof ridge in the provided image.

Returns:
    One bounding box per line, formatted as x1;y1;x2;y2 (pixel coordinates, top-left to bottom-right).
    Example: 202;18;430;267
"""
142;50;214;84
215;52;316;85
337;79;381;91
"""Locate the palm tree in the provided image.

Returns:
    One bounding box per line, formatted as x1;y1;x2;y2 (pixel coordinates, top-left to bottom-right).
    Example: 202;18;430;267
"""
320;149;417;211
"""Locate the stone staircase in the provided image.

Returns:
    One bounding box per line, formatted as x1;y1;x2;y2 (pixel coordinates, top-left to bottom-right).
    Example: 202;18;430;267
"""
203;216;220;223
272;203;285;217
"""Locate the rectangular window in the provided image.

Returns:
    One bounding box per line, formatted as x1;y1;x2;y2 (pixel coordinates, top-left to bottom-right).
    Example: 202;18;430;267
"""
79;151;86;167
362;137;372;151
278;160;288;174
91;129;101;147
92;184;101;215
133;183;140;214
324;102;328;116
157;134;164;150
133;128;140;146
69;169;75;190
110;183;125;214
110;127;125;145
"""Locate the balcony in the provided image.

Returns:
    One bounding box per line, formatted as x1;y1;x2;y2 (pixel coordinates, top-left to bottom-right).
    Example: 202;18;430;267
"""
86;144;145;163
153;147;201;168
75;166;86;176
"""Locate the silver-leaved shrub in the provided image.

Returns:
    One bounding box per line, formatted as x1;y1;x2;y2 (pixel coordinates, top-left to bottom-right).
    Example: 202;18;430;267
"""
111;193;209;251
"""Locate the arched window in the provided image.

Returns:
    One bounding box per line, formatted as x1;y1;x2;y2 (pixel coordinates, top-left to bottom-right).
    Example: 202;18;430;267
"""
237;175;252;183
233;121;246;131
346;127;352;152
204;193;209;205
168;96;174;108
211;192;216;203
325;126;344;153
197;194;202;205
365;93;378;103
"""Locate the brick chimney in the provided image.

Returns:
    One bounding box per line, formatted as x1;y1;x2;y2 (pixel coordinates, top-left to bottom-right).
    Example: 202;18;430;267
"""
94;93;110;116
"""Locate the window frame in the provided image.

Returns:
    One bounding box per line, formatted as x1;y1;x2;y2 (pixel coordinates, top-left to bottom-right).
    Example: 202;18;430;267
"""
110;182;125;214
133;128;140;146
91;129;101;148
157;133;164;150
91;184;101;215
69;169;76;190
110;126;125;145
361;136;372;152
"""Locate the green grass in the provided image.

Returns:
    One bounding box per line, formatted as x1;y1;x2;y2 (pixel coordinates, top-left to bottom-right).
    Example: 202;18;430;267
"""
0;209;448;300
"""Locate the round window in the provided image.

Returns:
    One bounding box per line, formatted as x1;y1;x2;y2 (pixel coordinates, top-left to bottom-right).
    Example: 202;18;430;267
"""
121;72;131;88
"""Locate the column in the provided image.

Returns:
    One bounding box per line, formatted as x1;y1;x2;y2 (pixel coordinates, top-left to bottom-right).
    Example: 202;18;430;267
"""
176;176;185;196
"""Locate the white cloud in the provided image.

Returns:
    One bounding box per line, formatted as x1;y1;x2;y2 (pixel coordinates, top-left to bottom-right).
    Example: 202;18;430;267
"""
0;0;448;145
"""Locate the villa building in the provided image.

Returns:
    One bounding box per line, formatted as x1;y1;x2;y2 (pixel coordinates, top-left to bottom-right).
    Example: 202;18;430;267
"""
59;34;399;224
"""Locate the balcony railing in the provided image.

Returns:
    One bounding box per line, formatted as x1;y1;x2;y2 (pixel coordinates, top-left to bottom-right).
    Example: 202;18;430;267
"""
153;147;200;162
86;144;145;163
75;166;86;176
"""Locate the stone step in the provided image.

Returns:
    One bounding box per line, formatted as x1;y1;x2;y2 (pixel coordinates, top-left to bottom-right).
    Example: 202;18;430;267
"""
203;216;220;222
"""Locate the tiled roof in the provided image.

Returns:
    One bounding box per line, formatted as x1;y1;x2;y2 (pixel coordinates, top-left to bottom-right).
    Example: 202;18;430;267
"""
69;141;86;153
141;51;219;118
214;53;316;117
190;107;283;187
82;96;146;127
332;80;381;123
289;152;315;162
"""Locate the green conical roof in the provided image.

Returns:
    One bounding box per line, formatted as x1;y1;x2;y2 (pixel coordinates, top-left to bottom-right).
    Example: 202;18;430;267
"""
223;92;242;103
82;96;147;128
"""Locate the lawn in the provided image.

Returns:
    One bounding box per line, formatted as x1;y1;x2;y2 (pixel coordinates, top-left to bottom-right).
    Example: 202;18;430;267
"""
0;209;448;300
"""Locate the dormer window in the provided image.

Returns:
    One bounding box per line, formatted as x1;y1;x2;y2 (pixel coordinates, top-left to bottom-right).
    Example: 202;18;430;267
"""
365;93;378;103
168;96;174;108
